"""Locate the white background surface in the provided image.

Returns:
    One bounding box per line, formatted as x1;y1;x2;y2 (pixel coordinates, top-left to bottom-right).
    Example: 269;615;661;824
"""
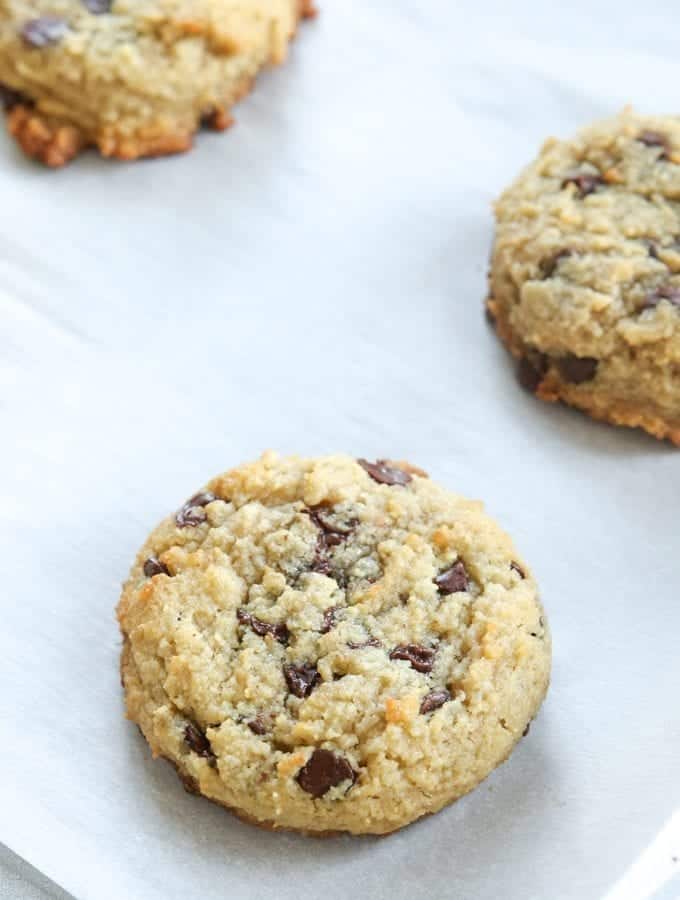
1;2;679;898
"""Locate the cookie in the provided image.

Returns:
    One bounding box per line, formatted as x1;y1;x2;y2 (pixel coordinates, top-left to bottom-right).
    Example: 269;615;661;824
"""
0;0;316;167
488;109;680;446
117;452;550;836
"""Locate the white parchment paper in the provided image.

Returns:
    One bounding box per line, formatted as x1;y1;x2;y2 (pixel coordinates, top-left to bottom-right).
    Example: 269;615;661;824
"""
1;2;679;898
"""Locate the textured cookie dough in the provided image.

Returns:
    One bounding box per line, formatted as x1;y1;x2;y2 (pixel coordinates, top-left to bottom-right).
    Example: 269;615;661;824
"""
117;452;550;836
0;0;315;167
488;109;680;445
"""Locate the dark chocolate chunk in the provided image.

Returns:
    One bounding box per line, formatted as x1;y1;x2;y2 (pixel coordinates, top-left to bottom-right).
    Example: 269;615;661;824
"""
183;722;216;764
247;716;268;736
82;0;111;11
296;748;356;798
522;722;531;737
646;240;660;260
283;663;321;698
641;283;680;310
539;249;571;279
306;507;356;578
177;769;200;794
0;84;30;111
419;689;451;714
637;130;671;158
307;506;356;537
562;172;604;198
200;109;220;129
237;609;289;644
143;556;170;577
434;560;469;595
347;638;381;649
517;352;548;393
510;561;526;579
556;354;598;384
357;459;412;486
175;491;217;528
22;17;69;48
389;644;435;673
320;607;338;634
485;303;497;327
310;542;333;576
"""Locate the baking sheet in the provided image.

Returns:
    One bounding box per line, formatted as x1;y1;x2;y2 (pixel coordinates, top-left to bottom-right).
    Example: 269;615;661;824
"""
1;2;679;898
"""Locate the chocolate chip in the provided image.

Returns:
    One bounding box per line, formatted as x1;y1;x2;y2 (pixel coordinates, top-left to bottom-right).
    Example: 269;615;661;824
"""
419;689;451;714
641;283;680;310
307;506;356;537
82;0;111;11
347;638;381;649
485;303;497;327
143;556;170;577
522;722;531;737
637;130;671;158
434;561;469;595
310;541;333;576
0;84;29;111
296;748;356;798
389;644;435;673
183;722;216;764
175;491;217;527
539;249;571;279
178;770;200;794
517;352;548;393
247;716;268;736
556;354;598;384
200;109;220;129
646;240;660;259
22;17;69;48
357;459;412;486
320;607;338;634
237;609;289;644
562;172;604;198
283;663;321;698
306;507;356;578
510;561;526;578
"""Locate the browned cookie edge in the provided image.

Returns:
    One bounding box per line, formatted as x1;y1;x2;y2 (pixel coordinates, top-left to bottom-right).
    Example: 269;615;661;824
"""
486;288;680;447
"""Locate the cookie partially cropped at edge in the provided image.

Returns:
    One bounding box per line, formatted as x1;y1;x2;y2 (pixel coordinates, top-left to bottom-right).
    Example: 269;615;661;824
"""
488;109;680;445
117;452;550;836
0;0;316;167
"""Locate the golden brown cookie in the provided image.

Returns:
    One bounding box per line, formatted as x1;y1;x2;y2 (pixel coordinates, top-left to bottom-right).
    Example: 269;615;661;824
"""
488;109;680;445
0;0;316;167
118;452;551;836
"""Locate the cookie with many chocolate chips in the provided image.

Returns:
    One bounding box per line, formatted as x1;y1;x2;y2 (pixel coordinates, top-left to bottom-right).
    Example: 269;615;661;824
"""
117;452;550;835
0;0;316;167
487;108;680;445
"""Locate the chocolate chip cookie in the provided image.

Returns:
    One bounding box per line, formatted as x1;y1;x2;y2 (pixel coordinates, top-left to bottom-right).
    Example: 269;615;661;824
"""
0;0;315;167
488;109;680;445
117;452;551;835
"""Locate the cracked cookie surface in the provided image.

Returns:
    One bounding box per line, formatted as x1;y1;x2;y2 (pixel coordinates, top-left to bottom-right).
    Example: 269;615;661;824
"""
488;109;680;445
117;452;550;835
0;0;315;166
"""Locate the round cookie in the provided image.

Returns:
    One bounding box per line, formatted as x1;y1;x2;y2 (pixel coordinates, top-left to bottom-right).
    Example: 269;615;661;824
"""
117;452;550;836
488;108;680;446
0;0;315;167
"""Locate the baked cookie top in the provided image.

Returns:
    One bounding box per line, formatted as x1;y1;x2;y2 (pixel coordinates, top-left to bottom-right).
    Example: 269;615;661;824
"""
0;0;311;165
118;452;550;835
490;109;680;442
